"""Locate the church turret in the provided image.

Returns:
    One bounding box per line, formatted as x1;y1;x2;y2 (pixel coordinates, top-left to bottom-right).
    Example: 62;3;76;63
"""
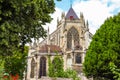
61;12;65;19
86;20;89;31
80;12;85;27
80;12;84;19
86;20;88;27
57;17;59;27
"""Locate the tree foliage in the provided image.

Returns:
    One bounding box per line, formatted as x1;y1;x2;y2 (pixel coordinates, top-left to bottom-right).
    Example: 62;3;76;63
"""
48;55;64;77
83;13;120;80
0;0;55;56
0;60;4;79
4;46;28;79
48;54;80;80
109;62;120;80
64;69;80;80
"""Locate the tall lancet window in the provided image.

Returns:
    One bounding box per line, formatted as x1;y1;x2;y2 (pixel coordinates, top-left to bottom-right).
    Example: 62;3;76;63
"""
75;53;82;64
39;57;46;78
67;27;79;49
30;58;35;78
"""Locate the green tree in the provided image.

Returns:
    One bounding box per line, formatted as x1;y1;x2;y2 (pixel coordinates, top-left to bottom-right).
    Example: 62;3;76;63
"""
0;0;55;56
48;53;80;80
83;13;120;80
48;55;64;77
4;46;28;79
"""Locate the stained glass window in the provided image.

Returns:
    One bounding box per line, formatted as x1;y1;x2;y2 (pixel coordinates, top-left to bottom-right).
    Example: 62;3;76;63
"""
39;57;46;78
75;53;82;64
67;27;79;49
30;58;35;78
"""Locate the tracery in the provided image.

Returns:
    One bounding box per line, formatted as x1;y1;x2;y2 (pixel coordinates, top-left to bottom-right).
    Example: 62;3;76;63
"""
67;27;79;49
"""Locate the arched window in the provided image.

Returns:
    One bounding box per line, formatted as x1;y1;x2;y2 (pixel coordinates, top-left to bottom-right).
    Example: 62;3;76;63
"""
75;54;82;64
67;27;79;49
30;58;35;78
39;57;46;78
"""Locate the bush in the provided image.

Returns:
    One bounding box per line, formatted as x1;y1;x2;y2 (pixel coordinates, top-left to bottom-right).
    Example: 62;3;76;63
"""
64;69;80;80
48;53;80;80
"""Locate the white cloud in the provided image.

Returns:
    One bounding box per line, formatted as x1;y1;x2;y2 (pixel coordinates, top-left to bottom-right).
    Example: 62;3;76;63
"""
72;0;113;34
44;0;120;35
43;7;63;34
101;0;120;13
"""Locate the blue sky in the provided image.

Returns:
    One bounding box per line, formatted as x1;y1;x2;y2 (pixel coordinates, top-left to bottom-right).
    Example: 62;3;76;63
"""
45;0;120;34
55;0;120;14
55;0;73;11
55;0;91;11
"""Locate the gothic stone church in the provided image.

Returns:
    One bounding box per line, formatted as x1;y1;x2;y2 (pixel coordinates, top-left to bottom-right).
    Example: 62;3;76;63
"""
26;7;92;80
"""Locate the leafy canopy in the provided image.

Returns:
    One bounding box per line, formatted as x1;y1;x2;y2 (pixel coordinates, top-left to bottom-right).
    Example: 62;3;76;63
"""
83;13;120;80
0;0;55;56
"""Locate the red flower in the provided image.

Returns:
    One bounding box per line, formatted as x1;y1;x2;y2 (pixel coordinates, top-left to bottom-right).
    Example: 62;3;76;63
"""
11;74;19;80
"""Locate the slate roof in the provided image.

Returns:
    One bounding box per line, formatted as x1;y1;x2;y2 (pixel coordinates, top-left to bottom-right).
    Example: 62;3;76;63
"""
39;45;62;54
65;7;79;19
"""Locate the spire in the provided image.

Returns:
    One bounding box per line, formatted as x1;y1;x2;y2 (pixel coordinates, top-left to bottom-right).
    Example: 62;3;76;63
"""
57;17;59;25
86;20;89;31
65;7;79;19
57;17;59;23
70;0;72;8
80;12;85;26
61;12;65;19
47;27;50;45
86;20;89;27
80;12;84;19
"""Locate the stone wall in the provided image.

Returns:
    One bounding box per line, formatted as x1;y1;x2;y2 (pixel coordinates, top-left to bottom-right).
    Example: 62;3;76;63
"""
40;77;72;80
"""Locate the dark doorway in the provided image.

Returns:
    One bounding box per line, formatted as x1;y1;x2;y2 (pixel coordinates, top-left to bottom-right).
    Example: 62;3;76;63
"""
39;57;46;78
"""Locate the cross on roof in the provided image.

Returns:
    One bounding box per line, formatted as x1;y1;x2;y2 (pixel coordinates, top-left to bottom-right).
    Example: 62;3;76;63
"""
70;0;72;7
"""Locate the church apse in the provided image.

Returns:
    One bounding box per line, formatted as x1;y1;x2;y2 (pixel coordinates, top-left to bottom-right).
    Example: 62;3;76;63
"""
26;6;93;80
